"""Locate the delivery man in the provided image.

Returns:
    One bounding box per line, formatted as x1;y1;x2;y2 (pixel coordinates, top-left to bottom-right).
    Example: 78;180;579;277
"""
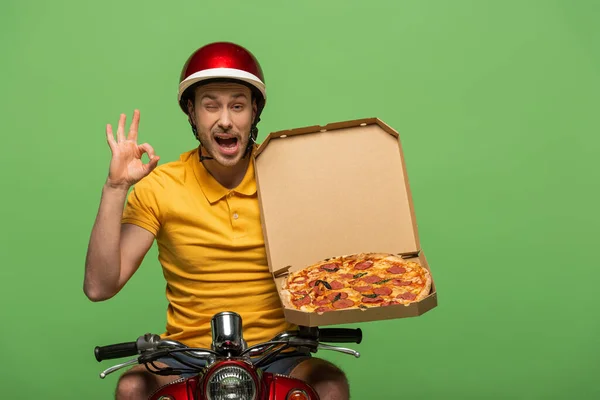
84;42;350;400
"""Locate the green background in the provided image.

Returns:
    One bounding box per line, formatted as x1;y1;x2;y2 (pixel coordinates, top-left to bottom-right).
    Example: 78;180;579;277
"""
1;0;598;398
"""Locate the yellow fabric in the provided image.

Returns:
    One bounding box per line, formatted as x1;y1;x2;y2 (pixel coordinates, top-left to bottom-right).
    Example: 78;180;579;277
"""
122;147;295;349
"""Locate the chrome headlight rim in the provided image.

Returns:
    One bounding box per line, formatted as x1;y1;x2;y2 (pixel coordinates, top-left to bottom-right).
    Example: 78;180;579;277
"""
203;361;258;400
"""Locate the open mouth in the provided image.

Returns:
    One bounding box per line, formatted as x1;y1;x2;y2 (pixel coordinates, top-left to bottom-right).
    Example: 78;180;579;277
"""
214;135;240;155
215;136;238;147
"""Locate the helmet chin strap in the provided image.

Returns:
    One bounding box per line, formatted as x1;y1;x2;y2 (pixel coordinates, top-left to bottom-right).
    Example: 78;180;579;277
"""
243;125;258;159
191;125;215;162
199;153;213;162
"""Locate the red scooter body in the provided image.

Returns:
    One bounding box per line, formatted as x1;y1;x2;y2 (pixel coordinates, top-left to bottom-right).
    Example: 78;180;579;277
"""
262;373;319;400
94;312;360;400
150;359;319;400
150;376;199;399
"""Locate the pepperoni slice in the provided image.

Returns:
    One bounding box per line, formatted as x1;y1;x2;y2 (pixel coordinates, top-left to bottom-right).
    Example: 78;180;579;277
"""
392;279;411;286
326;292;348;301
339;273;355;279
373;287;392;296
386;265;406;274
330;280;344;290
362;275;382;284
320;263;340;272
332;299;355;309
292;295;311;307
291;290;308;296
308;280;317;287
354;261;373;270
353;285;372;292
315;298;331;306
361;296;384;304
397;292;417;300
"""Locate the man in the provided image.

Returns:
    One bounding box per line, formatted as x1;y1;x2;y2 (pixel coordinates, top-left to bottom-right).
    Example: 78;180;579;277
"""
84;42;350;399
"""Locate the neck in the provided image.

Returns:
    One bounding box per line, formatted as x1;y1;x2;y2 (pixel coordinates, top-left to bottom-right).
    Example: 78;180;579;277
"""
199;147;250;189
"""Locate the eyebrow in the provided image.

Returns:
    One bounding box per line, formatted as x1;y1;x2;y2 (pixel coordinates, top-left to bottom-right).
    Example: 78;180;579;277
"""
200;93;248;101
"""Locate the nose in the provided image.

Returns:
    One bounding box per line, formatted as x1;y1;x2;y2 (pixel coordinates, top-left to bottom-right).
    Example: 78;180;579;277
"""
217;108;233;131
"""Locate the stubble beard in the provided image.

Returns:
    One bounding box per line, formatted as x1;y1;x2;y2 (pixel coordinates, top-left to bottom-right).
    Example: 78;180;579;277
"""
199;128;250;168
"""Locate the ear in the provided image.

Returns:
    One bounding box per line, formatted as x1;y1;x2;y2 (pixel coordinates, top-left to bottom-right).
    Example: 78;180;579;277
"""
187;99;196;124
252;99;258;123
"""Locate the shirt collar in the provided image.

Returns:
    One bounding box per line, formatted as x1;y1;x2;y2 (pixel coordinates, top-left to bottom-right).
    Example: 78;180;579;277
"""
189;147;257;204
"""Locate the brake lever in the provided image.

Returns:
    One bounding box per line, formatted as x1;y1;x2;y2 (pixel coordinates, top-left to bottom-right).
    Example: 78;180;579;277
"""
317;343;360;358
100;358;139;379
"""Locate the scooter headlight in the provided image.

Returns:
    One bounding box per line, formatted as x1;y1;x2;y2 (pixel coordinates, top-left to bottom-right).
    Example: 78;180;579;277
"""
206;365;257;400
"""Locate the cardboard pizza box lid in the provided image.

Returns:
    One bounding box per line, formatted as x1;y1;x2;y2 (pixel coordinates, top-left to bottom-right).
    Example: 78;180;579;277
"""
254;117;421;275
254;117;437;326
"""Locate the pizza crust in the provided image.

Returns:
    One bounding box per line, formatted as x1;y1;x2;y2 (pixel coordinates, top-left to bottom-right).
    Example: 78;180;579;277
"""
279;284;292;308
415;267;432;302
280;279;315;312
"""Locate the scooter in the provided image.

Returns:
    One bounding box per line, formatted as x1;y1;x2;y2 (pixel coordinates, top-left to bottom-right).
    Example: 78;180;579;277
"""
94;311;362;399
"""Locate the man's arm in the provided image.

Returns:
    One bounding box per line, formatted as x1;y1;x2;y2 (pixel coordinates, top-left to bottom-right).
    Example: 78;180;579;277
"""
83;184;155;301
84;110;159;301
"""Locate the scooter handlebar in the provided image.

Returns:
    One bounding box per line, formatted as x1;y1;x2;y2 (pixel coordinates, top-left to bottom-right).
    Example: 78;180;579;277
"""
95;341;138;362
318;328;362;344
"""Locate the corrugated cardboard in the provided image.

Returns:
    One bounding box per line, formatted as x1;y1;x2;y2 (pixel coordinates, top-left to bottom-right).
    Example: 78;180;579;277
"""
254;118;437;326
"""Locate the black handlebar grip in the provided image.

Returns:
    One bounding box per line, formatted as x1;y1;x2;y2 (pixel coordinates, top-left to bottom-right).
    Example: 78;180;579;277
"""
94;341;138;362
318;328;362;344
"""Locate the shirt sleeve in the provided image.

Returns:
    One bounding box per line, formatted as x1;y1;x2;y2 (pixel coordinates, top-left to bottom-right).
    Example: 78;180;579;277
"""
121;173;163;236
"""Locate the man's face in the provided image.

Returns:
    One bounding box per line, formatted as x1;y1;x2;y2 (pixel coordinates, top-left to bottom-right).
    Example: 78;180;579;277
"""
188;82;257;167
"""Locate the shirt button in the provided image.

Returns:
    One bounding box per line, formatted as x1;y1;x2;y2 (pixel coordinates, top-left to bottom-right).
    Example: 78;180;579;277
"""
233;213;239;219
228;192;234;198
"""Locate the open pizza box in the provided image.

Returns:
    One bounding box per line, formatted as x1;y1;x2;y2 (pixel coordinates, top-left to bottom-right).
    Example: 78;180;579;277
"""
253;118;438;327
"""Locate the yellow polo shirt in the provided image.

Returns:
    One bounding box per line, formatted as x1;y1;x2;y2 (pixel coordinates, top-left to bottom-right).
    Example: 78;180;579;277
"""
121;147;294;349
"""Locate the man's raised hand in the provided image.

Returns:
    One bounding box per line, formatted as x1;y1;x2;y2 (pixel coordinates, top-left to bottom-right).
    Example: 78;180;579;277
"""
105;110;160;190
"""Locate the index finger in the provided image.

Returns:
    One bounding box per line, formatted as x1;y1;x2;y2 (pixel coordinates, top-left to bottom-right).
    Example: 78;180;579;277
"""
128;109;140;142
106;123;117;151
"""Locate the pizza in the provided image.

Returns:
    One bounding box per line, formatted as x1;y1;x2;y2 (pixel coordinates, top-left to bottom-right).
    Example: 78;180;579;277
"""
280;252;431;313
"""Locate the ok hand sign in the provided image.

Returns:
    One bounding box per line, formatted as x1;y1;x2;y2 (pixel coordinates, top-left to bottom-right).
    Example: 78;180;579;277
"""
105;110;160;190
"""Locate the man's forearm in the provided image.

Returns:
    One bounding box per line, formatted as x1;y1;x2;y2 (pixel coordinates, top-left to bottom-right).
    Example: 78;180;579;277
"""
83;183;129;301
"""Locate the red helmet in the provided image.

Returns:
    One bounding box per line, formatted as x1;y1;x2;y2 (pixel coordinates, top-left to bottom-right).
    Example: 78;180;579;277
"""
178;42;266;118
